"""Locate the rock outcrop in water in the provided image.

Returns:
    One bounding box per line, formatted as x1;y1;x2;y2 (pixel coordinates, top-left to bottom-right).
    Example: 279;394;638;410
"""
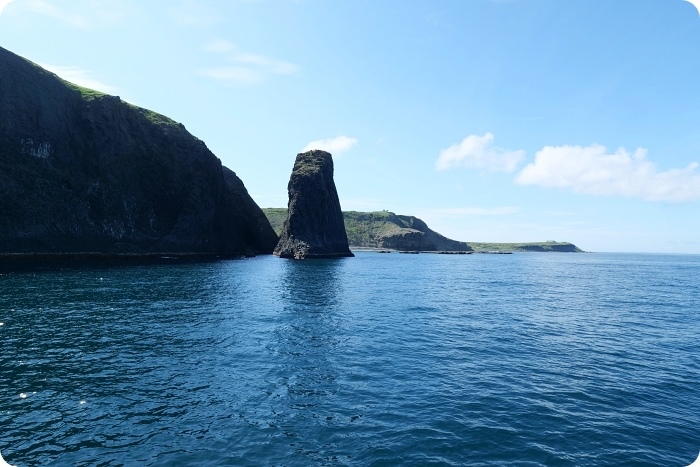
0;46;278;256
273;150;353;259
264;208;584;253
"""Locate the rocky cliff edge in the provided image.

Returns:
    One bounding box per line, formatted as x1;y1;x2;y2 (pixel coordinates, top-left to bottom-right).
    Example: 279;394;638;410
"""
0;46;278;256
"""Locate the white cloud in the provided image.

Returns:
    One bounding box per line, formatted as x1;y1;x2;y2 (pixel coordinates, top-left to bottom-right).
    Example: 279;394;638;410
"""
436;132;526;172
39;63;118;94
0;0;15;16
201;42;299;85
515;144;700;202
301;136;358;155
233;53;299;75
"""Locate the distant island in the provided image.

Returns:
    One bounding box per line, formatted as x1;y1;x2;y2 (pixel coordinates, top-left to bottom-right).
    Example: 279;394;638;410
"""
263;208;583;253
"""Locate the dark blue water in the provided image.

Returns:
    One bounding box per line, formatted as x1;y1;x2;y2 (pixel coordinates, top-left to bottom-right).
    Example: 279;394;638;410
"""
1;252;698;466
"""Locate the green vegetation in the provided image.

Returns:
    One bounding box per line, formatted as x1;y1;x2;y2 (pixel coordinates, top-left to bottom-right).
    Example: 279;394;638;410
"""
263;208;288;235
291;152;330;178
25;57;107;101
342;211;416;247
63;76;179;128
129;105;181;127
263;208;421;247
63;81;108;100
262;208;583;252
468;241;583;253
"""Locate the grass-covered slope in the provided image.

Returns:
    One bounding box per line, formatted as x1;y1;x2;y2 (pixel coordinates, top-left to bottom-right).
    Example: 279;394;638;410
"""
264;208;288;236
264;209;472;251
468;242;583;253
342;211;472;251
262;208;583;252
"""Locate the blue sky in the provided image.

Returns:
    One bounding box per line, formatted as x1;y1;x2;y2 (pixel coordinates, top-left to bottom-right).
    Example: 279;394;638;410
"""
1;0;699;253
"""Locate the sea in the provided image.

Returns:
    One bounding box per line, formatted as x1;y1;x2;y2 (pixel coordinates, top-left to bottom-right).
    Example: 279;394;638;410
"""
0;251;698;466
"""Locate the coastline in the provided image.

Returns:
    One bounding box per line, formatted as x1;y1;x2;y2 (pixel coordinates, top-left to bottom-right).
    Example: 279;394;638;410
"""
0;252;261;271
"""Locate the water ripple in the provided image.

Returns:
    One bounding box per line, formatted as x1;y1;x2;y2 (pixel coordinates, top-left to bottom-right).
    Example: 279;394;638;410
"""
0;253;698;465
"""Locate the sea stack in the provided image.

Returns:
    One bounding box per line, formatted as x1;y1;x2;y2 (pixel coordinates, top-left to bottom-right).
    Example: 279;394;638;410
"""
274;150;354;259
0;46;278;256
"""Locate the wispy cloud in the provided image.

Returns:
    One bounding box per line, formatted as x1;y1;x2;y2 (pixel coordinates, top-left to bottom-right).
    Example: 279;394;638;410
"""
201;40;300;85
436;133;525;172
0;0;15;16
301;136;358;155
234;53;299;75
515;144;700;202
39;63;117;94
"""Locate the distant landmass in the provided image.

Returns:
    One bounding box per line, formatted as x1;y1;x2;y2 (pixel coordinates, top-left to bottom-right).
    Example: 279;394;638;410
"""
263;208;583;253
0;46;277;257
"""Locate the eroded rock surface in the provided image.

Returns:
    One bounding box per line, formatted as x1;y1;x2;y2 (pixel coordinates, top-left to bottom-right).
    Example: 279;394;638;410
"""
274;150;353;259
0;46;277;256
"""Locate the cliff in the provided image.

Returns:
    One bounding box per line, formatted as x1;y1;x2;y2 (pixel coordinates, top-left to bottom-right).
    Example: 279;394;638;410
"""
273;150;353;259
0;46;277;256
263;209;583;253
343;211;473;251
265;209;471;251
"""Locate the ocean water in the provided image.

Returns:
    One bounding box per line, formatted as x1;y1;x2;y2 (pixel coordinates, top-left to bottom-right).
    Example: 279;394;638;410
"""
0;252;698;466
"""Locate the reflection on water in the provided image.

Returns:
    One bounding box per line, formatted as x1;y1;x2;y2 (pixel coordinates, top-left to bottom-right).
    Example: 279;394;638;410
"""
260;259;350;457
280;258;346;309
0;253;698;466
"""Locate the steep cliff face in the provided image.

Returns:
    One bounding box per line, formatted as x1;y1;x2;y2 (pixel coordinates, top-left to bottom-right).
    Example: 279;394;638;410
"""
273;150;353;259
0;46;277;256
343;211;473;251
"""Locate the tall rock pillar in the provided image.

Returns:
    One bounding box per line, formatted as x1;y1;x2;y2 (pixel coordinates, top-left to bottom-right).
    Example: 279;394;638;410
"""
274;150;354;259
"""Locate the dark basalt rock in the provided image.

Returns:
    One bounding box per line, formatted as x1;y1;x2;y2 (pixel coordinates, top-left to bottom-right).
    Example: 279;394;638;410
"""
0;46;278;257
274;150;353;259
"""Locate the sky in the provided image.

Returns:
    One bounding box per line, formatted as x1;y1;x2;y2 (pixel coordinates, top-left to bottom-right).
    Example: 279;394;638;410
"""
0;0;699;253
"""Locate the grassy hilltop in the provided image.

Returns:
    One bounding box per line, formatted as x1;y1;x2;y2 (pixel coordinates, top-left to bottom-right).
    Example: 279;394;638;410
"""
263;209;583;253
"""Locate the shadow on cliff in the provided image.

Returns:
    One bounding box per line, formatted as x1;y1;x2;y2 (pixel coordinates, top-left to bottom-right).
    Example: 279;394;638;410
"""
0;46;277;257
